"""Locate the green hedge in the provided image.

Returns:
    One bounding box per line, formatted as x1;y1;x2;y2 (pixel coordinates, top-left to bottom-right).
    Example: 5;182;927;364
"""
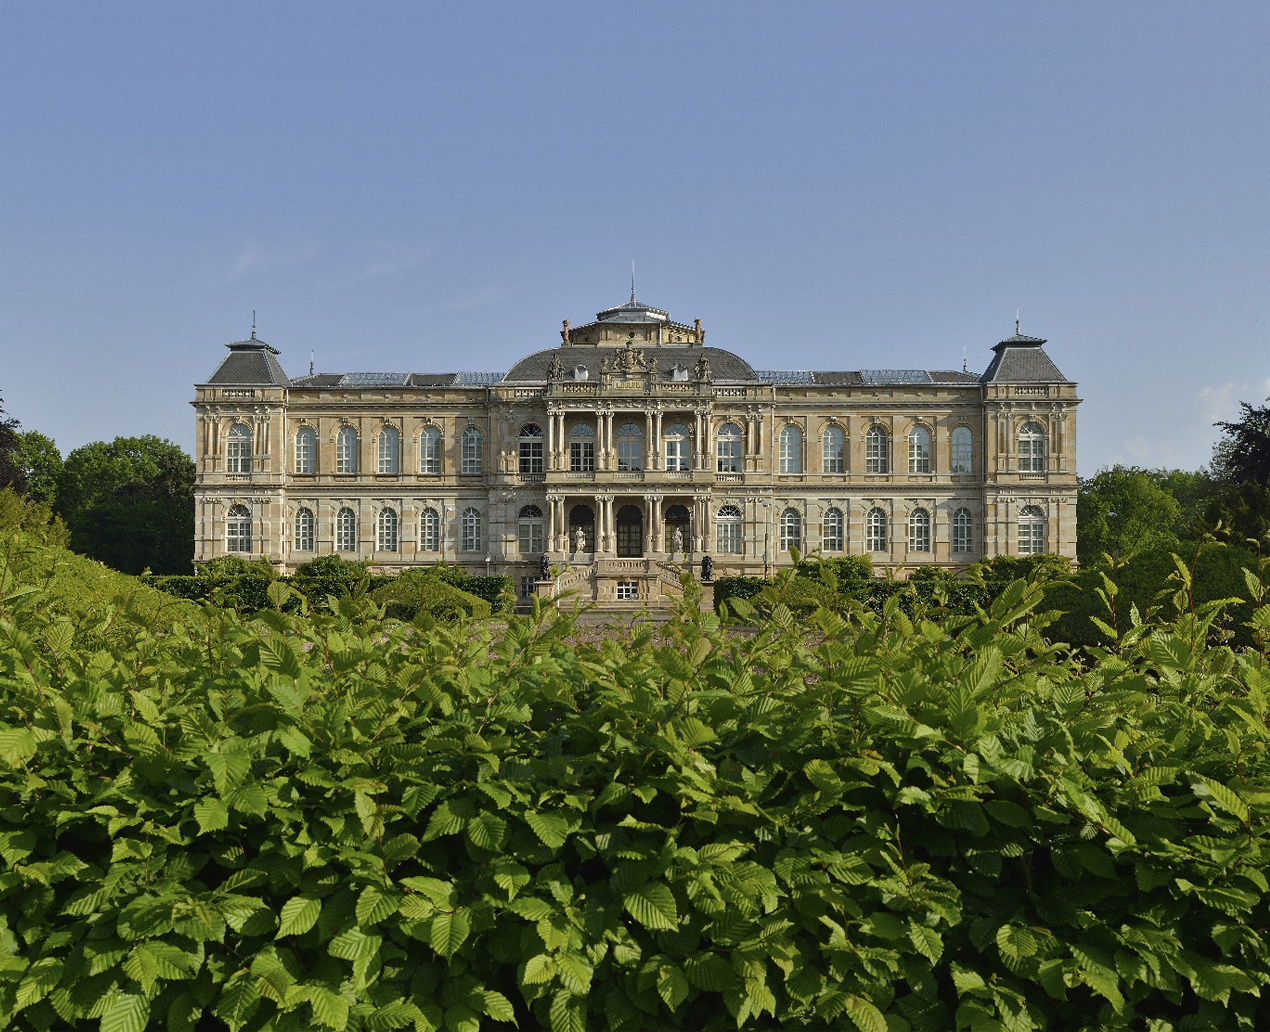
368;570;492;621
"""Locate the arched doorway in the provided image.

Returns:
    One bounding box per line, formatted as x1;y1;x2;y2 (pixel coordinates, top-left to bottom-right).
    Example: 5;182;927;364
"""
569;505;595;554
663;504;691;554
616;505;643;557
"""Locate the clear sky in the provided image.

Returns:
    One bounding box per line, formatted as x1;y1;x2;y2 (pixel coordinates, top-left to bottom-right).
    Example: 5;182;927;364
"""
1;2;1266;476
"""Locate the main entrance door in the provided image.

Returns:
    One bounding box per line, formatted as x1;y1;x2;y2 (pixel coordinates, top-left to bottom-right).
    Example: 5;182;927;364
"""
616;505;643;557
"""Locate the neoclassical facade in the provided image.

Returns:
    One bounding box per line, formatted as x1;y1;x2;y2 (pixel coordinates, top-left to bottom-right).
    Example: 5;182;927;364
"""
192;295;1079;606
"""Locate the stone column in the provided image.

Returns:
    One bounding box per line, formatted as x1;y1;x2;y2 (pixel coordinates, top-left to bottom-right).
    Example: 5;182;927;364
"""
652;410;663;470
643;495;654;555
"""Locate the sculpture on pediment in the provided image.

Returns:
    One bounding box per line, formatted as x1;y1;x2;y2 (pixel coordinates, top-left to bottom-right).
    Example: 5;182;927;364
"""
616;343;648;375
601;354;612;374
695;355;711;382
547;354;564;381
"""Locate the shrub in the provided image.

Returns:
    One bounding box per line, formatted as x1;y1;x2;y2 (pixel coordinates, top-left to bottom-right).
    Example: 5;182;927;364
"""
712;575;767;612
368;569;492;621
459;574;515;614
0;487;69;548
796;554;873;582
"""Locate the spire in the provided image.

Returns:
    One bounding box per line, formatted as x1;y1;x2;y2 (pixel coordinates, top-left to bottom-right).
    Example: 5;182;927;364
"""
1016;308;1020;335
252;310;257;340
631;261;636;303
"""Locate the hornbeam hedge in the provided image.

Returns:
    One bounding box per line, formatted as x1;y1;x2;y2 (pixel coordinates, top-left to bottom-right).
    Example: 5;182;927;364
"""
2;538;1270;1030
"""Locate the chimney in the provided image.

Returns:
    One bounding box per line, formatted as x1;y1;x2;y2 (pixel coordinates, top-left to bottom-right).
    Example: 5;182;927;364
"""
694;319;702;344
561;319;570;343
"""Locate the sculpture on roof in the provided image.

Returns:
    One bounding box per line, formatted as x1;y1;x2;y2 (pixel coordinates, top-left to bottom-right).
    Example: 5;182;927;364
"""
547;354;564;381
695;355;711;382
615;343;648;375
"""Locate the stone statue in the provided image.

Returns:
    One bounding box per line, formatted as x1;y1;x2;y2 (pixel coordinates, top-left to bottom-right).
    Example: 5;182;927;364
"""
671;526;684;555
547;354;564;381
574;526;587;554
539;553;550;580
701;555;713;582
695;355;711;381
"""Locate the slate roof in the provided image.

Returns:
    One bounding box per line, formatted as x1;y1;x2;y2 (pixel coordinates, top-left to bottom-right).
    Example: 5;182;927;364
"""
980;334;1069;383
503;346;761;384
202;337;291;386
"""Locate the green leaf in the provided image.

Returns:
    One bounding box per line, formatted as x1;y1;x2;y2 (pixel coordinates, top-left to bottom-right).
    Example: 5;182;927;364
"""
307;984;351;1031
657;964;689;1010
382;833;420;862
843;994;887;1032
0;728;37;766
100;993;150;1032
522;954;557;984
996;923;1037;960
430;909;470;957
907;919;943;963
509;897;555;921
526;810;569;848
1191;775;1251;824
356;884;401;926
478;990;516;1023
984;799;1032;828
193;797;229;834
623;883;678;931
684;952;738;991
277;896;321;938
466;811;507;851
557;953;594;994
214;974;260;1031
328;928;381;961
15;957;62;1010
365;1000;424;1031
549;990;586;1032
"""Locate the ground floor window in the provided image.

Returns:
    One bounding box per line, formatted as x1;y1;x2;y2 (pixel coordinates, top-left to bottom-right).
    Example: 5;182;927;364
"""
226;504;252;553
908;508;930;552
461;507;482;552
952;507;973;553
715;504;743;554
1018;505;1046;555
378;508;399;551
616;580;639;601
293;507;314;551
336;507;357;551
779;508;801;553
518;504;544;555
520;575;537;598
866;507;887;552
823;507;844;552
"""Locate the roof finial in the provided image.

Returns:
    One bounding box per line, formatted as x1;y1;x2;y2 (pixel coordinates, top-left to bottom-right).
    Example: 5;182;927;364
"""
631;261;636;303
252;310;257;340
310;350;314;376
963;346;967;373
1015;308;1020;336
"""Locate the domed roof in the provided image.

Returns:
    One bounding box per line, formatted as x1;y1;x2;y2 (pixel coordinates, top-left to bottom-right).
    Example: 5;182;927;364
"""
503;345;760;384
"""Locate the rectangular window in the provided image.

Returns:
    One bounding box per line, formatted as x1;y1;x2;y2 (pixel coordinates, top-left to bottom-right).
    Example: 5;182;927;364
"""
717;439;742;473
461;511;481;552
295;434;314;474
715;521;742;554
520;575;537;598
617;440;642;471
420;431;441;474
665;440;689;472
518;521;544;555
616;580;639;601
461;432;482;474
420;512;439;552
953;515;973;553
823;511;844;552
227;520;251;552
569;442;595;472
520;440;544;475
951;430;973;474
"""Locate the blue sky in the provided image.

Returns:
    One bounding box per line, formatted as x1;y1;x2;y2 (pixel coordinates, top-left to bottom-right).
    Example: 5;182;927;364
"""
1;1;1267;476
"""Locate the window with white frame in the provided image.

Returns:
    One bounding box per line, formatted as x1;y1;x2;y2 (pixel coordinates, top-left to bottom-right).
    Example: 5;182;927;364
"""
908;426;931;473
865;426;888;474
779;426;802;473
569;424;595;472
518;504;544;555
336;507;357;551
866;507;888;551
616;423;643;471
294;428;316;474
518;424;543;476
616;580;639;601
715;504;743;554
419;508;440;552
461;428;483;474
779;507;801;553
419;427;441;474
1018;505;1046;554
226;504;252;552
716;423;742;473
1019;422;1045;473
378;426;400;474
226;424;252;474
951;426;973;474
664;423;691;471
377;508;398;551
823;507;844;552
461;507;481;552
293;507;315;551
908;508;931;551
952;507;973;553
336;427;358;474
822;426;844;473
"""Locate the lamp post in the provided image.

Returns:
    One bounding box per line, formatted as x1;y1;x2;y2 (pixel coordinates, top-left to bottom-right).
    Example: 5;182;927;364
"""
485;553;491;578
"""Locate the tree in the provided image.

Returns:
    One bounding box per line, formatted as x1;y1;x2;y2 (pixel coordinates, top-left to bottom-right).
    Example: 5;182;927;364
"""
57;436;195;575
1213;401;1270;485
1077;465;1182;566
0;391;25;495
15;431;62;505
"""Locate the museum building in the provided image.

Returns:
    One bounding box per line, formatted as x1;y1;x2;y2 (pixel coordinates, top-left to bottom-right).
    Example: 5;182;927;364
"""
191;294;1079;606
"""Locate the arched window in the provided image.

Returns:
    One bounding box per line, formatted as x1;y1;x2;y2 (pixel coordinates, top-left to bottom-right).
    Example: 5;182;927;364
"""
616;423;643;471
774;508;798;553
419;427;441;474
460;507;482;552
779;426;802;473
378;426;400;475
908;426;931;474
952;507;973;553
226;504;252;552
1019;422;1046;473
908;508;931;552
569;504;595;553
822;426;844;473
823;507;844;552
461;428;483;474
336;427;358;474
519;424;544;476
226;424;252;474
865;426;888;474
664;423;691;472
1018;505;1046;555
419;508;440;552
377;508;398;551
336;507;357;551
716;423;743;473
294;507;314;551
866;507;888;552
951;426;973;474
569;424;595;473
518;504;544;555
715;504;743;554
294;428;316;474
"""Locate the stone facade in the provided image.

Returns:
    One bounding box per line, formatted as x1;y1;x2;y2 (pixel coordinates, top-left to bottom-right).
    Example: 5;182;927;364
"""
191;296;1079;606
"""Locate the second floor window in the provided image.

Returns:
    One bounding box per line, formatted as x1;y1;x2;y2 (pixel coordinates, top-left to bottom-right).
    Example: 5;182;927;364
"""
616;423;643;471
865;426;888;474
951;426;973;474
716;423;742;473
226;424;251;473
1019;422;1046;473
336;427;358;473
519;424;544;476
569;424;595;472
664;424;691;472
294;428;315;474
461;428;483;474
822;426;844;473
420;427;441;474
378;426;399;474
779;426;802;473
908;426;931;473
